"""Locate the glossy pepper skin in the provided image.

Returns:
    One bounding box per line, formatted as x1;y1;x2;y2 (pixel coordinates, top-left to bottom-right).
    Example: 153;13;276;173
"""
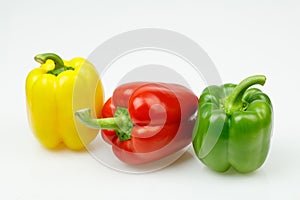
76;82;198;164
193;75;273;173
26;53;104;150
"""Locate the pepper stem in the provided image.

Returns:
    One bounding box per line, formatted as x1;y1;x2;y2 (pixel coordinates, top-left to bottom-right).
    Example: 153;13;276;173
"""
224;75;266;114
34;53;74;76
75;107;133;141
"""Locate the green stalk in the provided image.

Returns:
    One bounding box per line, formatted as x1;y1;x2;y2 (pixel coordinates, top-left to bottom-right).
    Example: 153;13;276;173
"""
75;107;133;141
224;75;266;115
34;53;74;76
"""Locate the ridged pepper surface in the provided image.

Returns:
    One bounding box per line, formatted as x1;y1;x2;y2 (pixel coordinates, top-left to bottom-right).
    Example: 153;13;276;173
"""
76;82;198;164
26;53;103;150
193;75;273;173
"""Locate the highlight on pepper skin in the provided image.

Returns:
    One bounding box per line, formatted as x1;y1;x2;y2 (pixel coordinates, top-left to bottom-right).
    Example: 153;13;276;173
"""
192;75;273;173
75;82;198;165
26;53;104;150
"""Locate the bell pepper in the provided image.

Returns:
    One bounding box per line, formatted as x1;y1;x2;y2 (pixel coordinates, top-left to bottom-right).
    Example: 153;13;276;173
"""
75;82;198;164
192;75;273;173
26;53;104;150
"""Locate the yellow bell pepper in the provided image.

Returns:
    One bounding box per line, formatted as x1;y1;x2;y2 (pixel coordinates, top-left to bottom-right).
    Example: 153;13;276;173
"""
26;53;104;150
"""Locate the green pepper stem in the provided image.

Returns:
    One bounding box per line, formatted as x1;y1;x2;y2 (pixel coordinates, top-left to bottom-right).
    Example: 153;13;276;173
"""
224;75;266;114
34;53;73;76
75;108;118;129
34;53;65;69
75;107;133;141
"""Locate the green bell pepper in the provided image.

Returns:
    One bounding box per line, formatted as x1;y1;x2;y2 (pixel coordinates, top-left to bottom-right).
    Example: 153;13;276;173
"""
193;75;273;173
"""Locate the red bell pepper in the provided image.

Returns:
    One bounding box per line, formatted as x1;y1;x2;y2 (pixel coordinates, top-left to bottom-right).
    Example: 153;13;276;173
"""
75;82;198;164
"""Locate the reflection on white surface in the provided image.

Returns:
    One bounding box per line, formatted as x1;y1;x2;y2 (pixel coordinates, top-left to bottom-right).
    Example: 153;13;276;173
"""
87;134;190;173
2;0;300;199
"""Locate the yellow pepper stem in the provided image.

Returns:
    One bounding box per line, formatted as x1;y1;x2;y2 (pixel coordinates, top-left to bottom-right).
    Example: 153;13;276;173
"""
34;53;74;76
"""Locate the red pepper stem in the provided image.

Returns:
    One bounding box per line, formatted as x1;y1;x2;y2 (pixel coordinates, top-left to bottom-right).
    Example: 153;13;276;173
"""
224;75;266;115
75;107;133;141
34;53;74;76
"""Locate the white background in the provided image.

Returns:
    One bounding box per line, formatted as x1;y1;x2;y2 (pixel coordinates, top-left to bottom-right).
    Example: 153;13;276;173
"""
1;0;300;199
